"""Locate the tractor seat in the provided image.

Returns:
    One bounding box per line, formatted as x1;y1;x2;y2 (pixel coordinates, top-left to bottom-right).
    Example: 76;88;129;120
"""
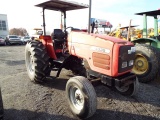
52;29;66;42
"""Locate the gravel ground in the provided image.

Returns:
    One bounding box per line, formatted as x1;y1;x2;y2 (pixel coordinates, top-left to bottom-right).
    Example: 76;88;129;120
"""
0;45;160;120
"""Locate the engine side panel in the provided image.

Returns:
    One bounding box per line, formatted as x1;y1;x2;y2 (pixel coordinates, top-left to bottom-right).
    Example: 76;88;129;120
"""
68;32;114;76
67;32;134;77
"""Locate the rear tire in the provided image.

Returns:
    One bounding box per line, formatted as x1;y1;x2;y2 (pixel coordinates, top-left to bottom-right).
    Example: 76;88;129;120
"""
25;40;51;82
132;44;159;83
66;76;97;119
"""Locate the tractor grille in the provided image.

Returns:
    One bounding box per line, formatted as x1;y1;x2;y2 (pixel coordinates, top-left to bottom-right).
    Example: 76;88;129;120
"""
118;45;135;73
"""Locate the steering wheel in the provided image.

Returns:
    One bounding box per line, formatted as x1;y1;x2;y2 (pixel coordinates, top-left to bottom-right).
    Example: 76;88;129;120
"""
64;26;74;36
64;26;73;32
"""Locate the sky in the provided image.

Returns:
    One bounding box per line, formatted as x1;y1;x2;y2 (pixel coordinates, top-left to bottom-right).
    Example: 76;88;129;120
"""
0;0;160;35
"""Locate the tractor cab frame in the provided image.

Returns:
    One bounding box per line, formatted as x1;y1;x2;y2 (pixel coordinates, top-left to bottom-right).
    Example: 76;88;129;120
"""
35;0;89;60
35;0;89;35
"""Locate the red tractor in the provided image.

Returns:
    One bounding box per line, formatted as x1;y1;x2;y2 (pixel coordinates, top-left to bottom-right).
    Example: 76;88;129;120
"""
25;0;139;119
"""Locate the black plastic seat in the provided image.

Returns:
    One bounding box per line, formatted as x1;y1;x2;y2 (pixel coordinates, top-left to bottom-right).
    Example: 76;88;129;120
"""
51;29;66;58
52;29;66;42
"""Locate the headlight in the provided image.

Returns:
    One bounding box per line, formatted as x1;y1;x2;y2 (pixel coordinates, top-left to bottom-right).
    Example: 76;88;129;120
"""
122;62;127;68
128;47;136;54
131;47;136;52
129;60;134;66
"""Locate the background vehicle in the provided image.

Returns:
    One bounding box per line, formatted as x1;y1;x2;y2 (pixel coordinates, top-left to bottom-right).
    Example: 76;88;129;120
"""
90;18;113;34
0;36;6;46
5;35;23;45
21;36;31;44
25;0;139;119
130;10;160;83
31;28;43;40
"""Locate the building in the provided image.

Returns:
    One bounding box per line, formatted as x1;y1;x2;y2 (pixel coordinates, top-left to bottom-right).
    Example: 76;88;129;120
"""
0;14;9;38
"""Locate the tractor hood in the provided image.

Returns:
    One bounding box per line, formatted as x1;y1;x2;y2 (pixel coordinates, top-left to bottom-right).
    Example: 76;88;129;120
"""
68;31;133;48
67;31;135;77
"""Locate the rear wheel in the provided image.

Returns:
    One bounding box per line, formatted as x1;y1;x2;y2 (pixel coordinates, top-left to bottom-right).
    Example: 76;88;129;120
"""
66;76;97;119
25;40;51;82
132;44;159;83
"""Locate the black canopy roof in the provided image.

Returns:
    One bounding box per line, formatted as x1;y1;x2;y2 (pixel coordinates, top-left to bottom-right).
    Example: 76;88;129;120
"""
135;10;160;16
35;0;88;11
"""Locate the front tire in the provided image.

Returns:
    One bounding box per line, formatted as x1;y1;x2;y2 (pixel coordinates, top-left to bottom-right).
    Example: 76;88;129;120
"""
25;40;51;82
132;44;159;83
66;76;97;119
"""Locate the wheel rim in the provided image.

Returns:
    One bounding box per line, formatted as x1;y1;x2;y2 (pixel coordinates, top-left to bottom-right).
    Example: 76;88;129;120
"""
132;54;148;75
27;51;34;74
69;86;84;111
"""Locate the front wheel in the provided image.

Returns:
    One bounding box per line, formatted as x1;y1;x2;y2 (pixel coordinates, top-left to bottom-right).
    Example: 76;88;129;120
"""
115;78;139;96
66;76;97;119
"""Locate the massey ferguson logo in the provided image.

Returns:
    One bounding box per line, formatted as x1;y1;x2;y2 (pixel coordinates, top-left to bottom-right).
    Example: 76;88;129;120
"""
90;46;110;54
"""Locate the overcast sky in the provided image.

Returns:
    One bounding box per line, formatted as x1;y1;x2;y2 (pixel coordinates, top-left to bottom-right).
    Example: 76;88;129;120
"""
0;0;160;34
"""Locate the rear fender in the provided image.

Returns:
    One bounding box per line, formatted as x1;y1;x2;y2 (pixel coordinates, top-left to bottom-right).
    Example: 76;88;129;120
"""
39;35;57;59
132;38;160;48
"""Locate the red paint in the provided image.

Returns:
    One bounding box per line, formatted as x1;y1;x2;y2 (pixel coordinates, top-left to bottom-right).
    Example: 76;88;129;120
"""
68;32;134;77
112;43;132;77
112;43;119;76
39;35;57;59
81;29;87;32
56;49;62;53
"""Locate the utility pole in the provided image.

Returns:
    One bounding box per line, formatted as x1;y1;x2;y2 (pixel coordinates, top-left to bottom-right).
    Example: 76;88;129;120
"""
88;0;92;33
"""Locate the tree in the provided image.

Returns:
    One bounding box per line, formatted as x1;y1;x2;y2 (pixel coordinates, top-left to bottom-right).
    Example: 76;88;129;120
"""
9;28;28;36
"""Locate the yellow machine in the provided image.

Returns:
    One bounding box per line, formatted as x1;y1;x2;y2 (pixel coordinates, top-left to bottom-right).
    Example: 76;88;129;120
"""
148;28;154;37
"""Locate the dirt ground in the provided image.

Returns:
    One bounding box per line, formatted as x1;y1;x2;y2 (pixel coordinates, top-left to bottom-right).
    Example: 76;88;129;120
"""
0;45;160;120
